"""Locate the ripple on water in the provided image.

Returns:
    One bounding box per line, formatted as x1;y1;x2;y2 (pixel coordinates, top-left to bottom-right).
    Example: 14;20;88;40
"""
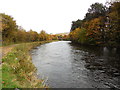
32;41;120;88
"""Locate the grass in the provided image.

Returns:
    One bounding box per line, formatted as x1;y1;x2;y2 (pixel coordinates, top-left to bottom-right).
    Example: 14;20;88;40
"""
2;41;53;88
0;64;2;89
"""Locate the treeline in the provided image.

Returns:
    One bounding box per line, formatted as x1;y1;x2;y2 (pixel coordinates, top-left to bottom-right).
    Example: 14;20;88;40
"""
0;13;69;45
69;1;120;47
0;13;52;45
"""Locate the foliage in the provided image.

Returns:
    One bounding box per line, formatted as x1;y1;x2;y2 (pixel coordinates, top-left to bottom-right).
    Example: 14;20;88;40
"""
0;13;58;45
2;41;51;88
78;28;88;44
51;33;69;40
1;13;18;44
70;19;83;32
69;28;81;42
70;28;90;44
84;3;107;21
39;30;50;41
69;1;120;46
108;2;120;43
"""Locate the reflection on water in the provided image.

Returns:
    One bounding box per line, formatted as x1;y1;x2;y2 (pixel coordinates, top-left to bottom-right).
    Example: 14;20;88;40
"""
32;41;120;88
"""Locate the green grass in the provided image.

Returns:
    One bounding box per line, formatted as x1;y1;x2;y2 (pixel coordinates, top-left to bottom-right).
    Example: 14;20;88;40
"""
2;41;52;88
0;64;2;90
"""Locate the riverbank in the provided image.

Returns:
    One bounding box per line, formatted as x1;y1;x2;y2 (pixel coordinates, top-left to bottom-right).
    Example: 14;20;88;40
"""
70;42;120;88
2;41;53;88
71;41;120;48
0;44;19;60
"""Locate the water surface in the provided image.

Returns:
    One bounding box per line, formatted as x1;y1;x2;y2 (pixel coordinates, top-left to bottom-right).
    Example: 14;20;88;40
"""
32;41;120;88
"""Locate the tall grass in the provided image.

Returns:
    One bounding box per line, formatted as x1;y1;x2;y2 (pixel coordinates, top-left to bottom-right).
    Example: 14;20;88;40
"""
2;41;51;88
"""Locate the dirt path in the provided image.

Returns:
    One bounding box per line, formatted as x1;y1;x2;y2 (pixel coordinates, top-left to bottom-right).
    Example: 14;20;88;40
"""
0;44;17;60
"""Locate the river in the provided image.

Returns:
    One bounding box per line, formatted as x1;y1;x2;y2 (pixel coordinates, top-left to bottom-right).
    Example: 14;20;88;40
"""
31;41;120;88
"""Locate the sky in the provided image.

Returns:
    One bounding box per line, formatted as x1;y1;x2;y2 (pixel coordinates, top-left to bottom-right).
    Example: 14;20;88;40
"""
0;0;106;34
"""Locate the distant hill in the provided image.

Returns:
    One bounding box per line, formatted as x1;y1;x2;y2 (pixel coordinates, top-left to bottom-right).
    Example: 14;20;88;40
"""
53;32;69;36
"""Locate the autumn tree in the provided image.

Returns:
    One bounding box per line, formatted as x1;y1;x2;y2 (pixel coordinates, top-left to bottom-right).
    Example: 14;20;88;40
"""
1;13;18;43
108;2;120;44
70;19;83;32
39;30;50;41
70;1;120;46
1;13;53;45
27;30;39;42
84;3;108;21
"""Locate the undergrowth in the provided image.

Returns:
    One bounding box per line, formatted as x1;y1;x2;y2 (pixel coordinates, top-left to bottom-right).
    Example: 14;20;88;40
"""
2;41;51;88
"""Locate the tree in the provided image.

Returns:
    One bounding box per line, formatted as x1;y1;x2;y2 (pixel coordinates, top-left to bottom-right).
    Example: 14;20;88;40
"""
28;30;39;42
69;28;82;43
84;3;108;21
1;13;18;43
108;2;120;43
69;2;120;46
70;19;83;32
39;30;49;41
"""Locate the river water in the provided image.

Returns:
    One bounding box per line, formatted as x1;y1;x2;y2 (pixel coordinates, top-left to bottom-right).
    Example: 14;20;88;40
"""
31;41;120;88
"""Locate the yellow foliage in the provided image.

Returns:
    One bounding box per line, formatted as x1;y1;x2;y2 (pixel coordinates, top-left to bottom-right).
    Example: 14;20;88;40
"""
69;28;81;41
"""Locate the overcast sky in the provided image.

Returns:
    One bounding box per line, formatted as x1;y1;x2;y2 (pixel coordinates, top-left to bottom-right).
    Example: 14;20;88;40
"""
0;0;106;34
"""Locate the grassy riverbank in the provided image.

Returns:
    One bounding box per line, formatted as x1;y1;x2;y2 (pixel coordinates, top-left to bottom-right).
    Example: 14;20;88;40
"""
2;41;53;88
